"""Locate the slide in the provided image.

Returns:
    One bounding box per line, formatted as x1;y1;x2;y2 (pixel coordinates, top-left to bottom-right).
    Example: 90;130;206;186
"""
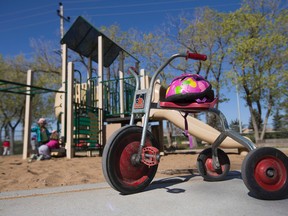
149;108;247;150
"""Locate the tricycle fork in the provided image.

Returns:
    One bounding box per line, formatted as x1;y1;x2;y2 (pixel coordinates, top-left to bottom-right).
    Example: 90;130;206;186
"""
208;108;256;170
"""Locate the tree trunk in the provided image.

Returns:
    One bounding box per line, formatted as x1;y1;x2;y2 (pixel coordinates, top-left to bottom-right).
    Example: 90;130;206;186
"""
260;104;272;140
248;105;260;142
166;121;173;147
10;129;15;155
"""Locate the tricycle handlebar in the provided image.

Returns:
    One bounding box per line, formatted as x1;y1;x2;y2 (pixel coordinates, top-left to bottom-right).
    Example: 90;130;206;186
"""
148;51;207;88
186;51;207;61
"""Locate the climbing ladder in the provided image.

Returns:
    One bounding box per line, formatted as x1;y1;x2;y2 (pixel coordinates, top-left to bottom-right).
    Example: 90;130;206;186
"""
74;104;101;153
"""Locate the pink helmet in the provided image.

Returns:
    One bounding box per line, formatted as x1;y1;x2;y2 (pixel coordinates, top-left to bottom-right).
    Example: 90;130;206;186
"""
165;74;214;103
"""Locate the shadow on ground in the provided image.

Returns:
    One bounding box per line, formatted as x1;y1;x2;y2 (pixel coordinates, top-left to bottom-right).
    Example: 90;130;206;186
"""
145;169;242;194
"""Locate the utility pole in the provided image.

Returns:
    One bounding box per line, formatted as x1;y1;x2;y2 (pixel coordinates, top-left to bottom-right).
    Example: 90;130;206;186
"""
233;65;242;134
236;82;242;133
57;2;70;149
57;2;70;39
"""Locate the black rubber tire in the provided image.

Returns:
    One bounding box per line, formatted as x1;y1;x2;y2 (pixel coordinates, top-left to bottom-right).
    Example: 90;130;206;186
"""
241;147;288;200
102;125;159;194
197;147;230;181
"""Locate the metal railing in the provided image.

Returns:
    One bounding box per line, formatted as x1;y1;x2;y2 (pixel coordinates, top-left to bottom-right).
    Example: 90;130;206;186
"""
102;76;136;117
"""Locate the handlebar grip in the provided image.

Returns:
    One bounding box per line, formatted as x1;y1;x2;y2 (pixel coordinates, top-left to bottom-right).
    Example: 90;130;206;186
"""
186;51;207;61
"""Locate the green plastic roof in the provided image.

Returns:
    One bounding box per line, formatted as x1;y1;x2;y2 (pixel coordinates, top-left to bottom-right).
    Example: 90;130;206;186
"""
61;16;139;67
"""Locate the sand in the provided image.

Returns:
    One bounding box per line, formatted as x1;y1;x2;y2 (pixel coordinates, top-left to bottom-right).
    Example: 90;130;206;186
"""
1;149;286;192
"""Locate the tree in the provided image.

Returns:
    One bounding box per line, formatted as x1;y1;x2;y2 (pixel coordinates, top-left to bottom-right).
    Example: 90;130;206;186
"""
230;119;244;133
248;109;263;130
228;0;288;141
0;55;27;154
272;109;284;131
0;39;62;154
166;8;234;107
161;8;237;130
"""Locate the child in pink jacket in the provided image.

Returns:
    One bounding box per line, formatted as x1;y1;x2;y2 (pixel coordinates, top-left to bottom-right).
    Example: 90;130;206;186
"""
37;130;59;160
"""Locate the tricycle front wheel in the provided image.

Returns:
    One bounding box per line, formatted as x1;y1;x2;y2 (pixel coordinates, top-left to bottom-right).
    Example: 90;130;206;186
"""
102;125;159;194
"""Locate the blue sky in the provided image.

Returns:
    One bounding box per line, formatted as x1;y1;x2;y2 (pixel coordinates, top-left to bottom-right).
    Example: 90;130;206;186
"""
0;0;242;56
0;0;255;127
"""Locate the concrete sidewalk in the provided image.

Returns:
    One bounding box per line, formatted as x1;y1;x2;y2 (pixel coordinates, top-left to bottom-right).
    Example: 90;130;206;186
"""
1;171;288;216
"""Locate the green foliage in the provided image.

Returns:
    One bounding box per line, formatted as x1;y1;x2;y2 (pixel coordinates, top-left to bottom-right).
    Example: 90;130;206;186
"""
167;7;236;108
0;40;62;149
272;109;285;131
227;0;288;140
0;55;26;126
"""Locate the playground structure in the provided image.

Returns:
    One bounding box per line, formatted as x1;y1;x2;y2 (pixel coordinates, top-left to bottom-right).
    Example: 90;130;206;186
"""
56;16;155;158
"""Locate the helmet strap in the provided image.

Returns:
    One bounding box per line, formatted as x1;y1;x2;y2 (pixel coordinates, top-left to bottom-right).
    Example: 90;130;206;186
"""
181;112;194;149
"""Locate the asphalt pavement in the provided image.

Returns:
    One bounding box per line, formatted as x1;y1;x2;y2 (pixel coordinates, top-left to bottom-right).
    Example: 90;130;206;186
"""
1;171;288;216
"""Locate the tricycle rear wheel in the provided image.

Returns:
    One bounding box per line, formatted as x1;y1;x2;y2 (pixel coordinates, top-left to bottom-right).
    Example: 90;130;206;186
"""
197;147;230;181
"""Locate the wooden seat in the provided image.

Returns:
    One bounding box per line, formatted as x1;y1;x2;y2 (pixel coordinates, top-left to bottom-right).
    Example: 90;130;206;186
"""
159;98;218;111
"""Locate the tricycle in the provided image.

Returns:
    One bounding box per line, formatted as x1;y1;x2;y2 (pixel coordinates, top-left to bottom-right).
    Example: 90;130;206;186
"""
102;52;288;200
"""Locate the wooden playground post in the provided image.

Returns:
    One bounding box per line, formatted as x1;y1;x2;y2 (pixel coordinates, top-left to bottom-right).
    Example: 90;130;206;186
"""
87;57;92;107
119;51;125;118
98;35;104;148
66;62;74;158
61;43;67;147
23;70;33;159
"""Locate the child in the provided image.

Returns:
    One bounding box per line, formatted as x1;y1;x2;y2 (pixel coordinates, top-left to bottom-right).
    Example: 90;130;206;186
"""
29;118;51;160
31;135;37;151
2;136;10;156
37;130;59;160
31;118;51;146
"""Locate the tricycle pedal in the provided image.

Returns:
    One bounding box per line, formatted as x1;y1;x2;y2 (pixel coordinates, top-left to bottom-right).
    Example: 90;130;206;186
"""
141;146;160;167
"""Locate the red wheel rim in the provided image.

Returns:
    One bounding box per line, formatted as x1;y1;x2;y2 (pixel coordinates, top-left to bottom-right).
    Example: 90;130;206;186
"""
205;158;224;176
115;134;153;187
254;156;287;192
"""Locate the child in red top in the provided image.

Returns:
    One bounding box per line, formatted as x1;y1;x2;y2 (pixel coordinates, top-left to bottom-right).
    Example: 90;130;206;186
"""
2;136;10;156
